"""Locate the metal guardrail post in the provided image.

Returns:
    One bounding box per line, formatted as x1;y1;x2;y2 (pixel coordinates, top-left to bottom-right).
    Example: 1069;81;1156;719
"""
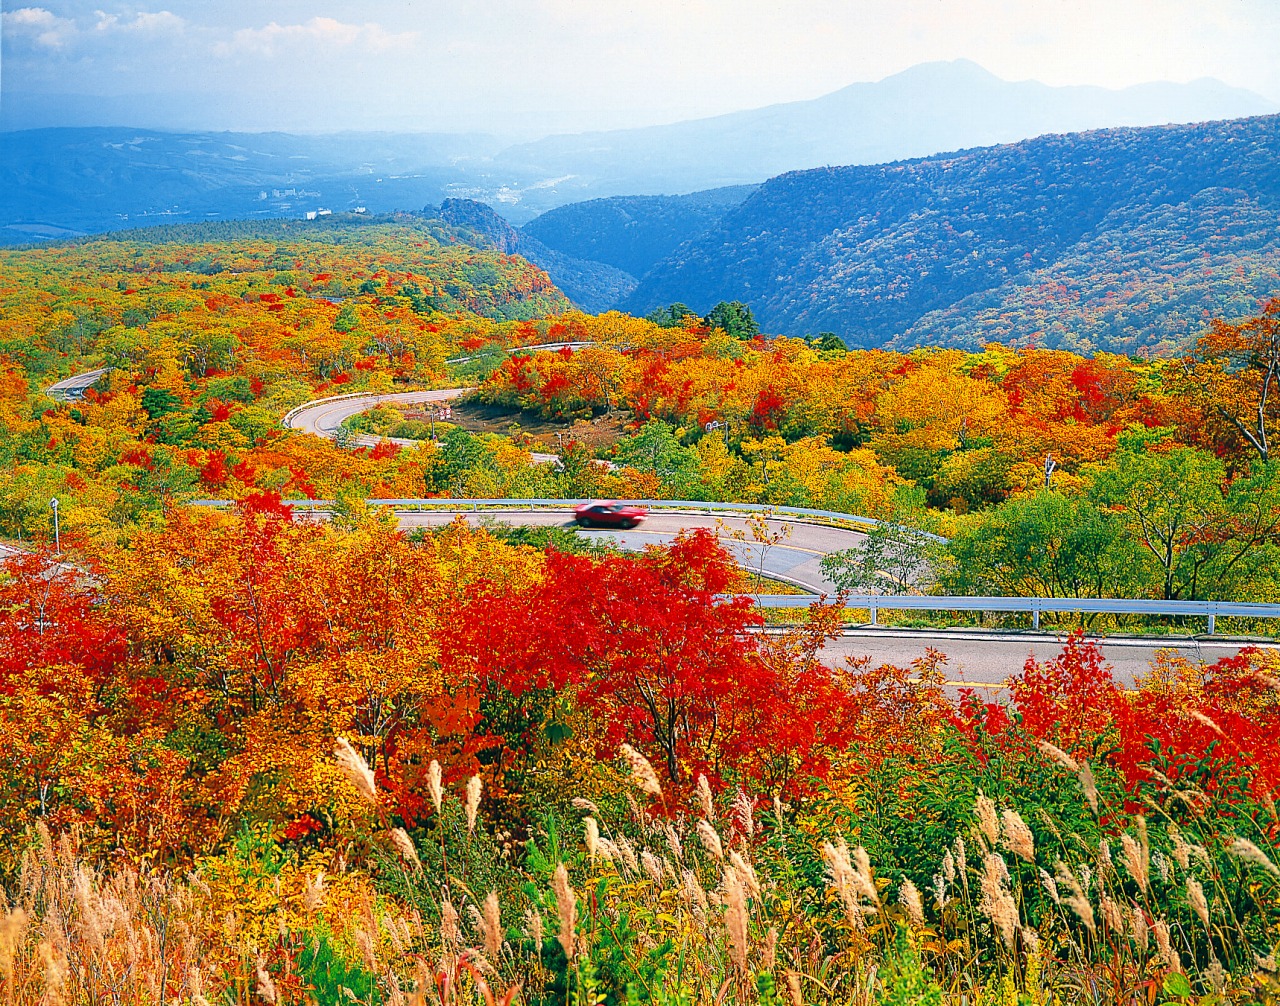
870;598;877;625
1032;599;1040;631
1207;604;1216;636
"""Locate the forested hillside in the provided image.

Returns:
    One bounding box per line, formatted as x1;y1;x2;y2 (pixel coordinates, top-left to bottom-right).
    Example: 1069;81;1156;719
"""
625;114;1280;353
438;198;638;311
2;218;1280;1002
520;185;757;278
8;63;1272;243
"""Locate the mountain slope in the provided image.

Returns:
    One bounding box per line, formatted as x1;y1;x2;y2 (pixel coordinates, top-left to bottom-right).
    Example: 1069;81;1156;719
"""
438;198;636;313
624;114;1280;354
494;61;1278;201
519;186;758;278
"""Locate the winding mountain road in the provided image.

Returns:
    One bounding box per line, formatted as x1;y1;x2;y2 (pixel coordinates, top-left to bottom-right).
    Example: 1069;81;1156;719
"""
326;504;1280;689
276;360;1280;685
28;366;1277;689
284;342;602;453
393;506;850;593
284;387;474;449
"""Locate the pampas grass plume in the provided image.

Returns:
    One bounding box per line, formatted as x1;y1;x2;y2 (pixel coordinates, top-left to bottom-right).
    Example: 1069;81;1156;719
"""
619;744;662;798
697;820;724;861
389;828;421;871
427;760;443;817
483;891;502;959
1228;837;1280;876
975;790;999;849
584;817;600;860
1036;739;1079;772
723;866;748;971
1000;809;1035;863
334;737;377;803
465;775;482;834
696;774;714;820
552;864;577;960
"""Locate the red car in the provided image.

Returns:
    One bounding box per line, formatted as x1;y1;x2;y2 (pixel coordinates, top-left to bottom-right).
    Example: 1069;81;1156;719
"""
574;500;648;529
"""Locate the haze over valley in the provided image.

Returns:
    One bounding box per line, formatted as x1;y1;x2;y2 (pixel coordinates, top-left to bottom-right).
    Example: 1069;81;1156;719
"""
3;59;1276;238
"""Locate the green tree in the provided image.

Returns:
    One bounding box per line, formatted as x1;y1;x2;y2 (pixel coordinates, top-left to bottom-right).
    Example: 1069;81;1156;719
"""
940;491;1144;598
333;303;360;333
427;427;491;494
611;419;700;496
705;300;760;340
1086;428;1229;600
140;387;183;421
821;495;943;595
645;303;697;329
181;325;241;377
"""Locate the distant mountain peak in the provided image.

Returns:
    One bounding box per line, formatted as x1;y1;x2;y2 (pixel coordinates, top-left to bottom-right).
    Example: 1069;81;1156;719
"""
876;58;1003;85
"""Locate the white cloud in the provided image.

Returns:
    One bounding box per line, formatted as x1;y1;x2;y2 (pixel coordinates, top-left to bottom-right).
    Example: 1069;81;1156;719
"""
2;6;78;49
94;10;186;33
213;16;417;58
3;0;1277;133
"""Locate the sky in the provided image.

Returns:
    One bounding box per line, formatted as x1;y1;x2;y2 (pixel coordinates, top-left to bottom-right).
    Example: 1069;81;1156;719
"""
3;0;1280;135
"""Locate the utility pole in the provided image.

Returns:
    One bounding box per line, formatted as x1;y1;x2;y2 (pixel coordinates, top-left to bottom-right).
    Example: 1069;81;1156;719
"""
705;420;730;450
425;402;452;441
49;497;60;555
1044;453;1056;489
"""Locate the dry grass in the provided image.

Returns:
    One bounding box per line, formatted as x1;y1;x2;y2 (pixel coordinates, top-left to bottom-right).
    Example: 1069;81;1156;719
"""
3;742;1278;1004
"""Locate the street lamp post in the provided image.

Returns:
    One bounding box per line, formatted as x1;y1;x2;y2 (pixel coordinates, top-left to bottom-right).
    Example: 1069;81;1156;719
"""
705;420;730;450
49;497;60;555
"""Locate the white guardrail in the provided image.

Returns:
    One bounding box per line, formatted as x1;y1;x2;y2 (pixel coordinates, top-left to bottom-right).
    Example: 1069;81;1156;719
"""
444;341;595;365
746;593;1280;635
184;497;1280;634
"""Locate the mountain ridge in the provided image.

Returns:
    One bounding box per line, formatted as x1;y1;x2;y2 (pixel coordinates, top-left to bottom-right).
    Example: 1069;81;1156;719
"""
2;60;1275;237
492;60;1279;201
621;113;1280;355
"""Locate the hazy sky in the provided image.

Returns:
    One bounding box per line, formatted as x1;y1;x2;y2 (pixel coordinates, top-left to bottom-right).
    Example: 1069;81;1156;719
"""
4;0;1280;134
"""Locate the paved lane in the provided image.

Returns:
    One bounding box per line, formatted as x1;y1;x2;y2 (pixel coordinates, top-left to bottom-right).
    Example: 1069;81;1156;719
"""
393;508;862;593
812;628;1279;690
284;388;471;447
45;368;111;401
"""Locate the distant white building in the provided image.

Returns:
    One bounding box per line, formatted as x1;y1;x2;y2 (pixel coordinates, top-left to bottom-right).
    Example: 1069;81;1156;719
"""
305;211;317;220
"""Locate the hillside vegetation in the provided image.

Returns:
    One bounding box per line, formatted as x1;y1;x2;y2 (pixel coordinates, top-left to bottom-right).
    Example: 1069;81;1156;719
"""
520;185;757;278
2;221;1280;1003
439;197;638;312
625;114;1280;354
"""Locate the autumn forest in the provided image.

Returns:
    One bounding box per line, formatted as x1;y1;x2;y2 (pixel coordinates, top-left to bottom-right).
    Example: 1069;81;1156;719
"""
2;212;1280;1004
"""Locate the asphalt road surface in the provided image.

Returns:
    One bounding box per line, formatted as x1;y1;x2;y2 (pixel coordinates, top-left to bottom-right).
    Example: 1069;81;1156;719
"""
393;508;859;593
234;375;1280;688
284;388;470;447
390;509;1278;689
40;366;1276;691
812;628;1278;692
